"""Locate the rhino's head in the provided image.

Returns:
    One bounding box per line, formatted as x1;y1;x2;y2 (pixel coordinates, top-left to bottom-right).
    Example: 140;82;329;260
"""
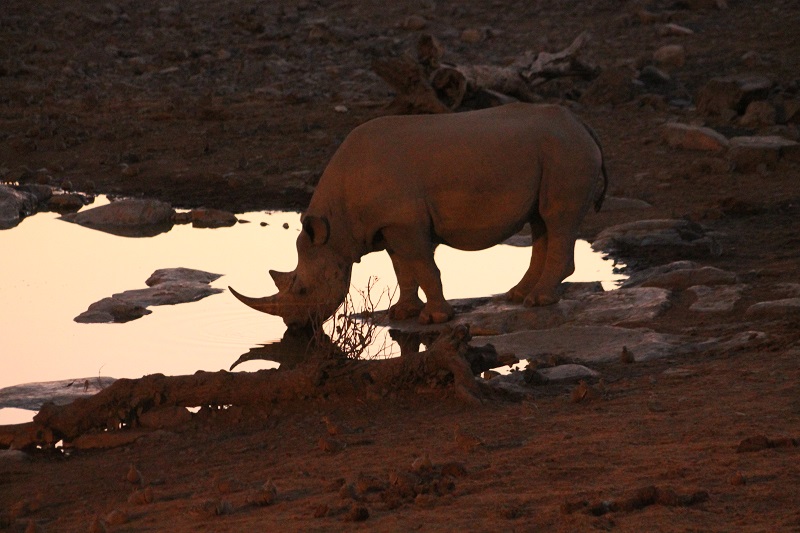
229;215;352;330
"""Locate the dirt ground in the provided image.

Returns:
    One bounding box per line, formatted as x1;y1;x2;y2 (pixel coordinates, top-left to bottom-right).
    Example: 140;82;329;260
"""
2;0;799;531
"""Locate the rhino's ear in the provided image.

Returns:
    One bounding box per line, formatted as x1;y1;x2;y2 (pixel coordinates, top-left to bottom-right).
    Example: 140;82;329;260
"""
302;215;330;246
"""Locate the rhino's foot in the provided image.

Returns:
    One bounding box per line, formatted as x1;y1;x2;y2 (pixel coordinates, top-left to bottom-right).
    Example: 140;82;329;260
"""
523;291;561;307
418;302;455;325
505;287;528;304
388;300;425;321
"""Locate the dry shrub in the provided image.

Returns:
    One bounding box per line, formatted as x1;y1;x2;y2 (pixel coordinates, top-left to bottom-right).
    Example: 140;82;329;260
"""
313;277;397;360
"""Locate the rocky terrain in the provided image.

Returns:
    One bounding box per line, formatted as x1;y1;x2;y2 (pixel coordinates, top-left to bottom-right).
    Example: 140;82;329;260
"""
2;0;800;531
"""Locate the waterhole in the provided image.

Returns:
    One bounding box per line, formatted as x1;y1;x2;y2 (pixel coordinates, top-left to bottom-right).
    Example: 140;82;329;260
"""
0;197;624;424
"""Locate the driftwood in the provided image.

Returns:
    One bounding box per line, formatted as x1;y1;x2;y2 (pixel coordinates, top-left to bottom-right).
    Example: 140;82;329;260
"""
0;326;515;450
372;32;599;113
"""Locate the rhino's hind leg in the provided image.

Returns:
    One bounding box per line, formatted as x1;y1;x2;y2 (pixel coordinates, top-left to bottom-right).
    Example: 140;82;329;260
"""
506;219;547;303
524;231;577;307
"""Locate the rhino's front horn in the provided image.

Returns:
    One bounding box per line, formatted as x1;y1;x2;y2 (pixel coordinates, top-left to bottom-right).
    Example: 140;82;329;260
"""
228;286;282;316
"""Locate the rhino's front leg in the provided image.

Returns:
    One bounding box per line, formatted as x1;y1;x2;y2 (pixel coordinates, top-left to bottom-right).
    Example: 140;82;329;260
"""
387;252;425;320
383;225;454;324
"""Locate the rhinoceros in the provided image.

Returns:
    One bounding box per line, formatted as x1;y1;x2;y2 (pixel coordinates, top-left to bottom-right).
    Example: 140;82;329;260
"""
230;103;607;328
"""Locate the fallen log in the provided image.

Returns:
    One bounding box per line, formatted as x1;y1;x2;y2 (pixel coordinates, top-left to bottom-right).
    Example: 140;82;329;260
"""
0;326;511;450
373;32;599;113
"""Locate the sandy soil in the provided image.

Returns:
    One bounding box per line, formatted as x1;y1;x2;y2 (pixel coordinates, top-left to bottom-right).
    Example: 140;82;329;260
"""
2;0;799;531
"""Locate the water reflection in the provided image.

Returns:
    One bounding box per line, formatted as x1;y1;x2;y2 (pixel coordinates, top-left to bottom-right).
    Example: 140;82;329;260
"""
0;198;625;424
230;328;316;371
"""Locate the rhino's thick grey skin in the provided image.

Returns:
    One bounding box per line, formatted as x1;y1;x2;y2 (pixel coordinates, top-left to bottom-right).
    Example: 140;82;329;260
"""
231;103;607;328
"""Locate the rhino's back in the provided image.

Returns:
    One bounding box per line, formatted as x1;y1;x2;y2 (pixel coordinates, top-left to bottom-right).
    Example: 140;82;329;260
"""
317;103;600;250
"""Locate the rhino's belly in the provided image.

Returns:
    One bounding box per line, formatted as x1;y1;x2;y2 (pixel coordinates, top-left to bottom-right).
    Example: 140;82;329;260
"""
430;194;534;251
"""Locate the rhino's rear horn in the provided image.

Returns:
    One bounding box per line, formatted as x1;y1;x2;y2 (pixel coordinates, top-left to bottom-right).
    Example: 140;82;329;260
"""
269;269;293;292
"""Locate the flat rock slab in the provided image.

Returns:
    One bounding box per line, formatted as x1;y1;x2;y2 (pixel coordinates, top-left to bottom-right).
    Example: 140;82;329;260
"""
728;135;799;171
688;284;746;313
574;287;672;326
75;267;223;323
62;198;175;237
472;325;682;363
0;377;116;411
592;219;722;263
635;264;738;290
746;298;800;318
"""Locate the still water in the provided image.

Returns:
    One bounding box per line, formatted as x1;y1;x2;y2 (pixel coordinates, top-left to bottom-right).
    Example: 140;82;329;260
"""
0;197;624;424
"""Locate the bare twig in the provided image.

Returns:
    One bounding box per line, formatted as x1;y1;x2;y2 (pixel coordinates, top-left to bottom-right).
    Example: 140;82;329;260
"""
312;277;397;360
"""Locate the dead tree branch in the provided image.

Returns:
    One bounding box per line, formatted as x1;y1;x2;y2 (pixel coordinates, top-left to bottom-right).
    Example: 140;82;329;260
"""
0;326;513;450
372;32;599;114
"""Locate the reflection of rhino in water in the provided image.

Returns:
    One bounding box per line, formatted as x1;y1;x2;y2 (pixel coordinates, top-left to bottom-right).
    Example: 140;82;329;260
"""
231;103;607;329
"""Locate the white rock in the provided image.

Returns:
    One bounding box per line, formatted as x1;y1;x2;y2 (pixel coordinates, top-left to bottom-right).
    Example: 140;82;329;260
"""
746;298;800;318
661;123;729;152
538;364;600;381
658;23;695;36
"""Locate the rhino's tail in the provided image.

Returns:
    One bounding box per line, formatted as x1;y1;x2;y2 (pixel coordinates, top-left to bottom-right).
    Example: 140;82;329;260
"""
580;120;608;212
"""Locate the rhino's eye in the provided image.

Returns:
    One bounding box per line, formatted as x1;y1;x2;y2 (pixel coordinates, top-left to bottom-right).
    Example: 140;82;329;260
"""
298;287;307;296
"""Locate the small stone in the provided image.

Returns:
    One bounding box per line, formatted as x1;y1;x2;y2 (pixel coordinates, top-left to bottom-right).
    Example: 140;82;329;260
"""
318;436;346;453
313;504;329;518
729;472;746;485
620;346;635;364
126;464;143;484
104;509;129;526
740;100;777;127
638;65;671;85
127;486;154;505
696;75;773;116
653;44;685;68
343;504;369;522
47;193;86;212
581;66;636;106
736;435;771;453
402;14;427;31
88;516;107;533
658;23;694;36
570;380;594;403
190;208;237;228
246;480;278;506
460;28;484;43
661;123;729;152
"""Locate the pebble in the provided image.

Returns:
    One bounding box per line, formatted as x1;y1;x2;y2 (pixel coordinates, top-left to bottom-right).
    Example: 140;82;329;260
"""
653;44;685;68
